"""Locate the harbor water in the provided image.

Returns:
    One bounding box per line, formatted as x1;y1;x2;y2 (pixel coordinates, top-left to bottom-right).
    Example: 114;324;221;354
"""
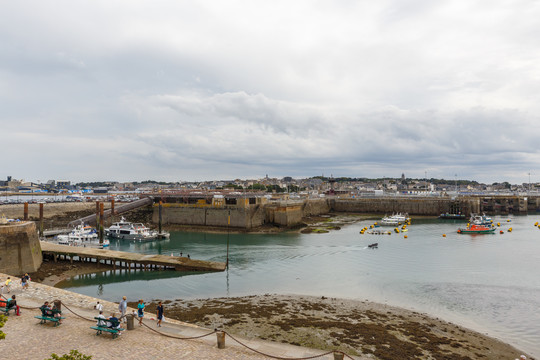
58;214;540;356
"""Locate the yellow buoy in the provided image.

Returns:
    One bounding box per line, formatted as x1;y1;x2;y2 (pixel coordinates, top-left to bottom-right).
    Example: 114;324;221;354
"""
370;225;374;229
507;219;510;222
508;228;512;232
404;235;408;238
535;222;538;227
497;222;500;226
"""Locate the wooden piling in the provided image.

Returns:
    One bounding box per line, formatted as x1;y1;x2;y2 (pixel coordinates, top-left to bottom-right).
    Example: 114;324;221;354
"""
99;202;104;244
39;203;44;237
159;201;163;235
24;202;28;221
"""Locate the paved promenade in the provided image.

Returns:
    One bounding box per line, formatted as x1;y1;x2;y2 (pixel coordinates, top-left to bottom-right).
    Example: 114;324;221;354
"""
1;273;358;360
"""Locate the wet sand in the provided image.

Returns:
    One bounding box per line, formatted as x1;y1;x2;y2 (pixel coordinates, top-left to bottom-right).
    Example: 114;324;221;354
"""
136;294;531;360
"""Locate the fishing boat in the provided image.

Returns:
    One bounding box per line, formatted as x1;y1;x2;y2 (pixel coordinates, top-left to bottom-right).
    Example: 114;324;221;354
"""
106;217;167;241
457;224;496;234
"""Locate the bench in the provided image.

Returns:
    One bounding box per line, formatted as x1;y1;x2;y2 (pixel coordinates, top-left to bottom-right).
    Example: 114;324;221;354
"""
91;317;125;339
0;306;17;315
34;307;65;326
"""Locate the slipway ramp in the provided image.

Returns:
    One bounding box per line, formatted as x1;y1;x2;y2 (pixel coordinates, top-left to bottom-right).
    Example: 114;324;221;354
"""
67;197;153;227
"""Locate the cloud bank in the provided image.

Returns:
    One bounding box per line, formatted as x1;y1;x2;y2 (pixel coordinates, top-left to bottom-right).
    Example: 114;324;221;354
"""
2;1;540;184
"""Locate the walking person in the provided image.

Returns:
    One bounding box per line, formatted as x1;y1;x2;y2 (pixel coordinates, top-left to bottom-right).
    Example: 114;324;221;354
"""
5;277;12;293
118;296;127;323
137;299;145;326
20;277;28;290
94;301;103;312
156;301;164;327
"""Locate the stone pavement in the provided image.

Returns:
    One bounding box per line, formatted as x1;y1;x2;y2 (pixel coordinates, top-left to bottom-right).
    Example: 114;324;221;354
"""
1;273;361;359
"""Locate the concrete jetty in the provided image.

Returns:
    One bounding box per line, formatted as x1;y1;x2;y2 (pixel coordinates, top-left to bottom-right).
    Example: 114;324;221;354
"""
40;242;226;272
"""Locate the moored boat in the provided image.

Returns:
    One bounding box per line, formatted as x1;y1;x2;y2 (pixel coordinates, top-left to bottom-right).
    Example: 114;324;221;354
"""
106;217;168;241
380;213;410;226
54;224;109;248
439;213;466;220
457;224;496;234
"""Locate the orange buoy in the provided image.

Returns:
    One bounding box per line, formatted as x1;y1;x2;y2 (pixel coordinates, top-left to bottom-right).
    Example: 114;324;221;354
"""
500;230;504;234
442;234;446;237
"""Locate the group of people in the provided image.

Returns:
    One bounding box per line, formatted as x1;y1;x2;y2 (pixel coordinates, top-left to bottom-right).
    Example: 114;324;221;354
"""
1;274;30;294
39;301;62;323
94;297;164;329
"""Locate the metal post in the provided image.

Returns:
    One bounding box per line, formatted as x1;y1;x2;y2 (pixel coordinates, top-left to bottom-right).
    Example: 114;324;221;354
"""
226;210;230;268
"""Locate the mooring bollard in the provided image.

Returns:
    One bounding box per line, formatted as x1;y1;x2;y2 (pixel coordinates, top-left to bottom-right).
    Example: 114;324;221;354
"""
53;299;62;312
126;314;134;330
216;331;226;349
333;351;344;360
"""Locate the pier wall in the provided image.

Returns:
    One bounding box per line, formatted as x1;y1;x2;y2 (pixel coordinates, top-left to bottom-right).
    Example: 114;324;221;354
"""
152;196;534;229
152;204;266;229
0;222;42;275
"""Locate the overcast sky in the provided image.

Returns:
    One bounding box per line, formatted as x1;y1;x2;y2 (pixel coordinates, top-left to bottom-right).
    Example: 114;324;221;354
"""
2;1;540;184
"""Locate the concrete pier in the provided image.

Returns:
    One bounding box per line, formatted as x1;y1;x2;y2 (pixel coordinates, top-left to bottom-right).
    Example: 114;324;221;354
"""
40;242;226;272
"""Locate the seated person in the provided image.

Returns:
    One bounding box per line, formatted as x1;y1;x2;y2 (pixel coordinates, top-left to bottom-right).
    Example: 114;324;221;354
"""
7;295;20;316
51;302;63;323
107;313;121;330
40;301;53;316
96;310;107;327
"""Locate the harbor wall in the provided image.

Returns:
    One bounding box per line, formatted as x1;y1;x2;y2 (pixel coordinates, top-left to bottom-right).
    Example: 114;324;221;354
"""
152;204;267;229
0;222;42;275
152;196;533;229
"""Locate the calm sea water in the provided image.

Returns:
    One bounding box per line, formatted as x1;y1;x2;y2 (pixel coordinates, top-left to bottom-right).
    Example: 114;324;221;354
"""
58;215;540;356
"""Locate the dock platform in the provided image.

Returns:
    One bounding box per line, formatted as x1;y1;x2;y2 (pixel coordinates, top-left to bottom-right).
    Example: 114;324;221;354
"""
40;242;226;272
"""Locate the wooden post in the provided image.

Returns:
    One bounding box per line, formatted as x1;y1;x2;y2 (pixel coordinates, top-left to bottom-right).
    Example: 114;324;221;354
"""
24;202;28;221
111;198;115;216
158;201;163;235
39;203;44;237
99;202;104;244
333;352;344;360
216;331;226;349
96;201;100;226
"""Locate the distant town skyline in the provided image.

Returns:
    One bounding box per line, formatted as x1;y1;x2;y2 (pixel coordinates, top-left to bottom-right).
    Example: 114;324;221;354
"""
2;1;540;185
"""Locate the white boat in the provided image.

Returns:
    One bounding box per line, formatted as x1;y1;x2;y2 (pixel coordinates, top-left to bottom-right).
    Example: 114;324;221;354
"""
380;213;410;226
106;217;166;241
55;224;109;249
470;213;494;226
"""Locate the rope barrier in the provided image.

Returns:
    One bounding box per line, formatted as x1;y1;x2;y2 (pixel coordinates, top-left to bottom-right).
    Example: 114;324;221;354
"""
223;331;336;360
141;321;217;340
2;291;359;360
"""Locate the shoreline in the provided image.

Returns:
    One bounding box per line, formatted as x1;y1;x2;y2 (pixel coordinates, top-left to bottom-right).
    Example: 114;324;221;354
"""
31;265;532;359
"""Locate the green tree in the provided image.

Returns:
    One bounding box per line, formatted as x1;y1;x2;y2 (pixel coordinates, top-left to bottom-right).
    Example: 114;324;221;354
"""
0;314;7;340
